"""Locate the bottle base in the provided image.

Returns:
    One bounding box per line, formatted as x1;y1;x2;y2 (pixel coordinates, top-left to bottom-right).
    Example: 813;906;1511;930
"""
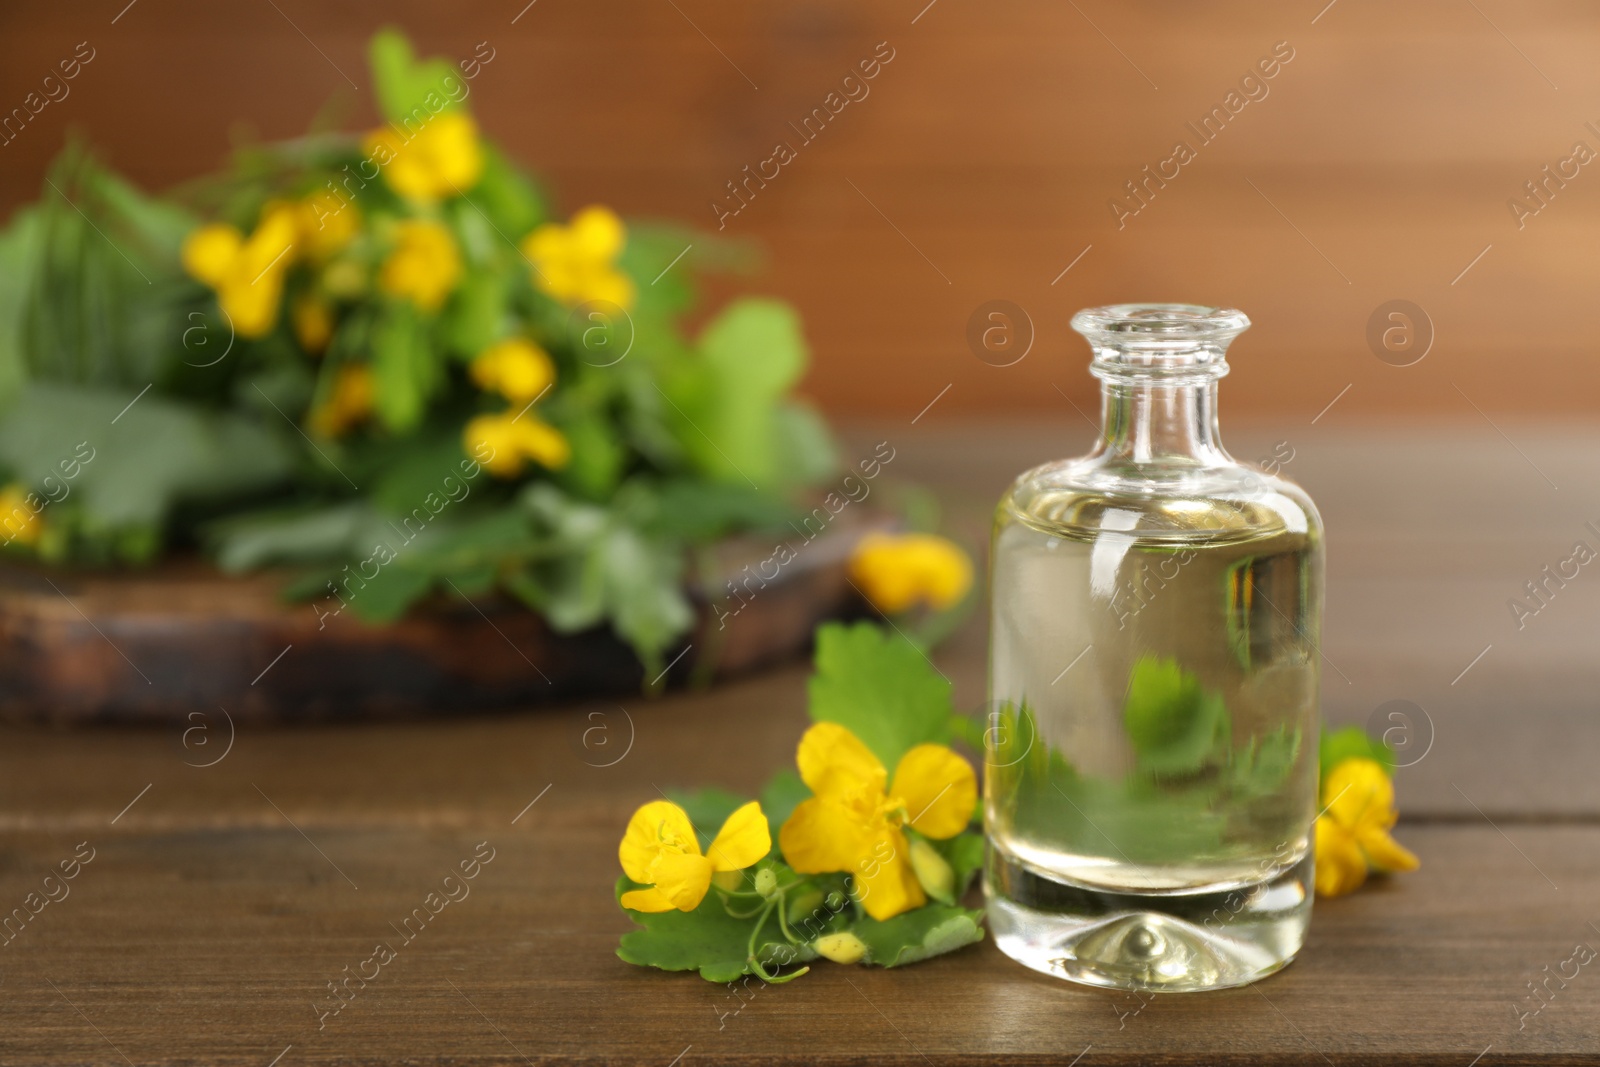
985;846;1313;992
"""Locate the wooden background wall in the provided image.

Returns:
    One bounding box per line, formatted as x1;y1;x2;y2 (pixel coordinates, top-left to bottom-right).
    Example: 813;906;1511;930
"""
2;1;1598;421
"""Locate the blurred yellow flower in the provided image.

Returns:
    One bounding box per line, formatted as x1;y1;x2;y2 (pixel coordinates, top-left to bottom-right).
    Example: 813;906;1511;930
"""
379;219;461;311
364;112;484;201
181;202;300;338
296;193;359;261
307;364;375;438
848;532;973;614
779;722;976;921
1313;757;1419;897
464;411;570;477
521;205;636;309
618;799;770;913
292;293;334;354
0;484;42;546
470;338;555;404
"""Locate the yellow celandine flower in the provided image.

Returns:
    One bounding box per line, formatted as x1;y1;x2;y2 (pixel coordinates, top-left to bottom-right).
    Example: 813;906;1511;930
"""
470;338;555;404
307;364;375;438
463;411;570;477
1313;757;1420;897
378;219;461;311
0;483;42;546
848;532;974;614
618;799;770;913
520;205;636;310
363;112;484;202
181;202;300;338
779;722;977;921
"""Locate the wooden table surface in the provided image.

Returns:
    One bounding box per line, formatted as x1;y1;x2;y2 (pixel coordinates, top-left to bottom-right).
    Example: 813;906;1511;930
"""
4;420;1599;1066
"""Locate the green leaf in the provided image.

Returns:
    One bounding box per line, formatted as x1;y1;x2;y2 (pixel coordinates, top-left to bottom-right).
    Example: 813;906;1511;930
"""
209;502;374;572
439;268;506;358
0;382;294;529
668;298;808;487
807;621;953;769
1121;655;1230;776
643;478;794;542
347;565;433;623
551;406;625;501
371;302;437;433
369;27;466;128
520;483;693;666
0;207;41;408
467;144;545;239
1228;726;1303;800
848;905;985;967
616;878;759;982
770;400;837;487
1320;725;1395;780
616;879;815;983
366;431;479;515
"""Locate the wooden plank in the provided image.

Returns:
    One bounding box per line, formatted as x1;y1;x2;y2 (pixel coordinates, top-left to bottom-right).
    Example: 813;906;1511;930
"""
0;820;1594;1065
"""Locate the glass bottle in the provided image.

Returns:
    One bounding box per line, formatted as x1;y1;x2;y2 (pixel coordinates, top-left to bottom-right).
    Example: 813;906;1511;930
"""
984;303;1322;992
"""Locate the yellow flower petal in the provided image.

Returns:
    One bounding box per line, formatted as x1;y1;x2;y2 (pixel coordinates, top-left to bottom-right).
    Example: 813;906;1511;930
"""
241;202;300;279
219;272;285;339
520;204;635;309
513;417;571;470
0;484;42;546
706;800;770;872
796;721;887;800
618;800;701;883
307;364;374;438
570;205;625;260
1314;815;1368;897
854;827;926;920
1322;757;1395;831
379;219;461;311
464;413;525;478
778;795;876;875
647;848;715;911
365;112;484;201
1357;825;1420;874
470;339;556;404
182;224;243;288
848;532;974;614
619;886;678;913
891;743;977;841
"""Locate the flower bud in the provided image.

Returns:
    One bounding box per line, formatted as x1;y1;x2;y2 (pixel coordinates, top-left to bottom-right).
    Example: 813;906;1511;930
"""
786;888;824;924
825;891;845;911
814;932;868;965
754;868;779;899
909;836;955;903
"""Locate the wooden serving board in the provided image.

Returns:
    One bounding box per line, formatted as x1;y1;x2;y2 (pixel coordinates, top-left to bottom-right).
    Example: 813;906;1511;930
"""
0;511;887;725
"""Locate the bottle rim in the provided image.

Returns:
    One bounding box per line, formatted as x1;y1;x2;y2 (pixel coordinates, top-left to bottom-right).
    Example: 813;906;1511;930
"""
1072;303;1249;379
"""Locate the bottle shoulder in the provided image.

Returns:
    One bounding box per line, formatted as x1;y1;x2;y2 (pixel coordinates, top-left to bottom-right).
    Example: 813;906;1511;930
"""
999;455;1322;548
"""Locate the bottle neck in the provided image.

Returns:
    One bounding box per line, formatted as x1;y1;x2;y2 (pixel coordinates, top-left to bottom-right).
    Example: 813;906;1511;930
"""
1093;373;1230;467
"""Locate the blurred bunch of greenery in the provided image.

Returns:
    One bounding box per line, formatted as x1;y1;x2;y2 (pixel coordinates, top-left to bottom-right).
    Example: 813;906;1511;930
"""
0;29;834;672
